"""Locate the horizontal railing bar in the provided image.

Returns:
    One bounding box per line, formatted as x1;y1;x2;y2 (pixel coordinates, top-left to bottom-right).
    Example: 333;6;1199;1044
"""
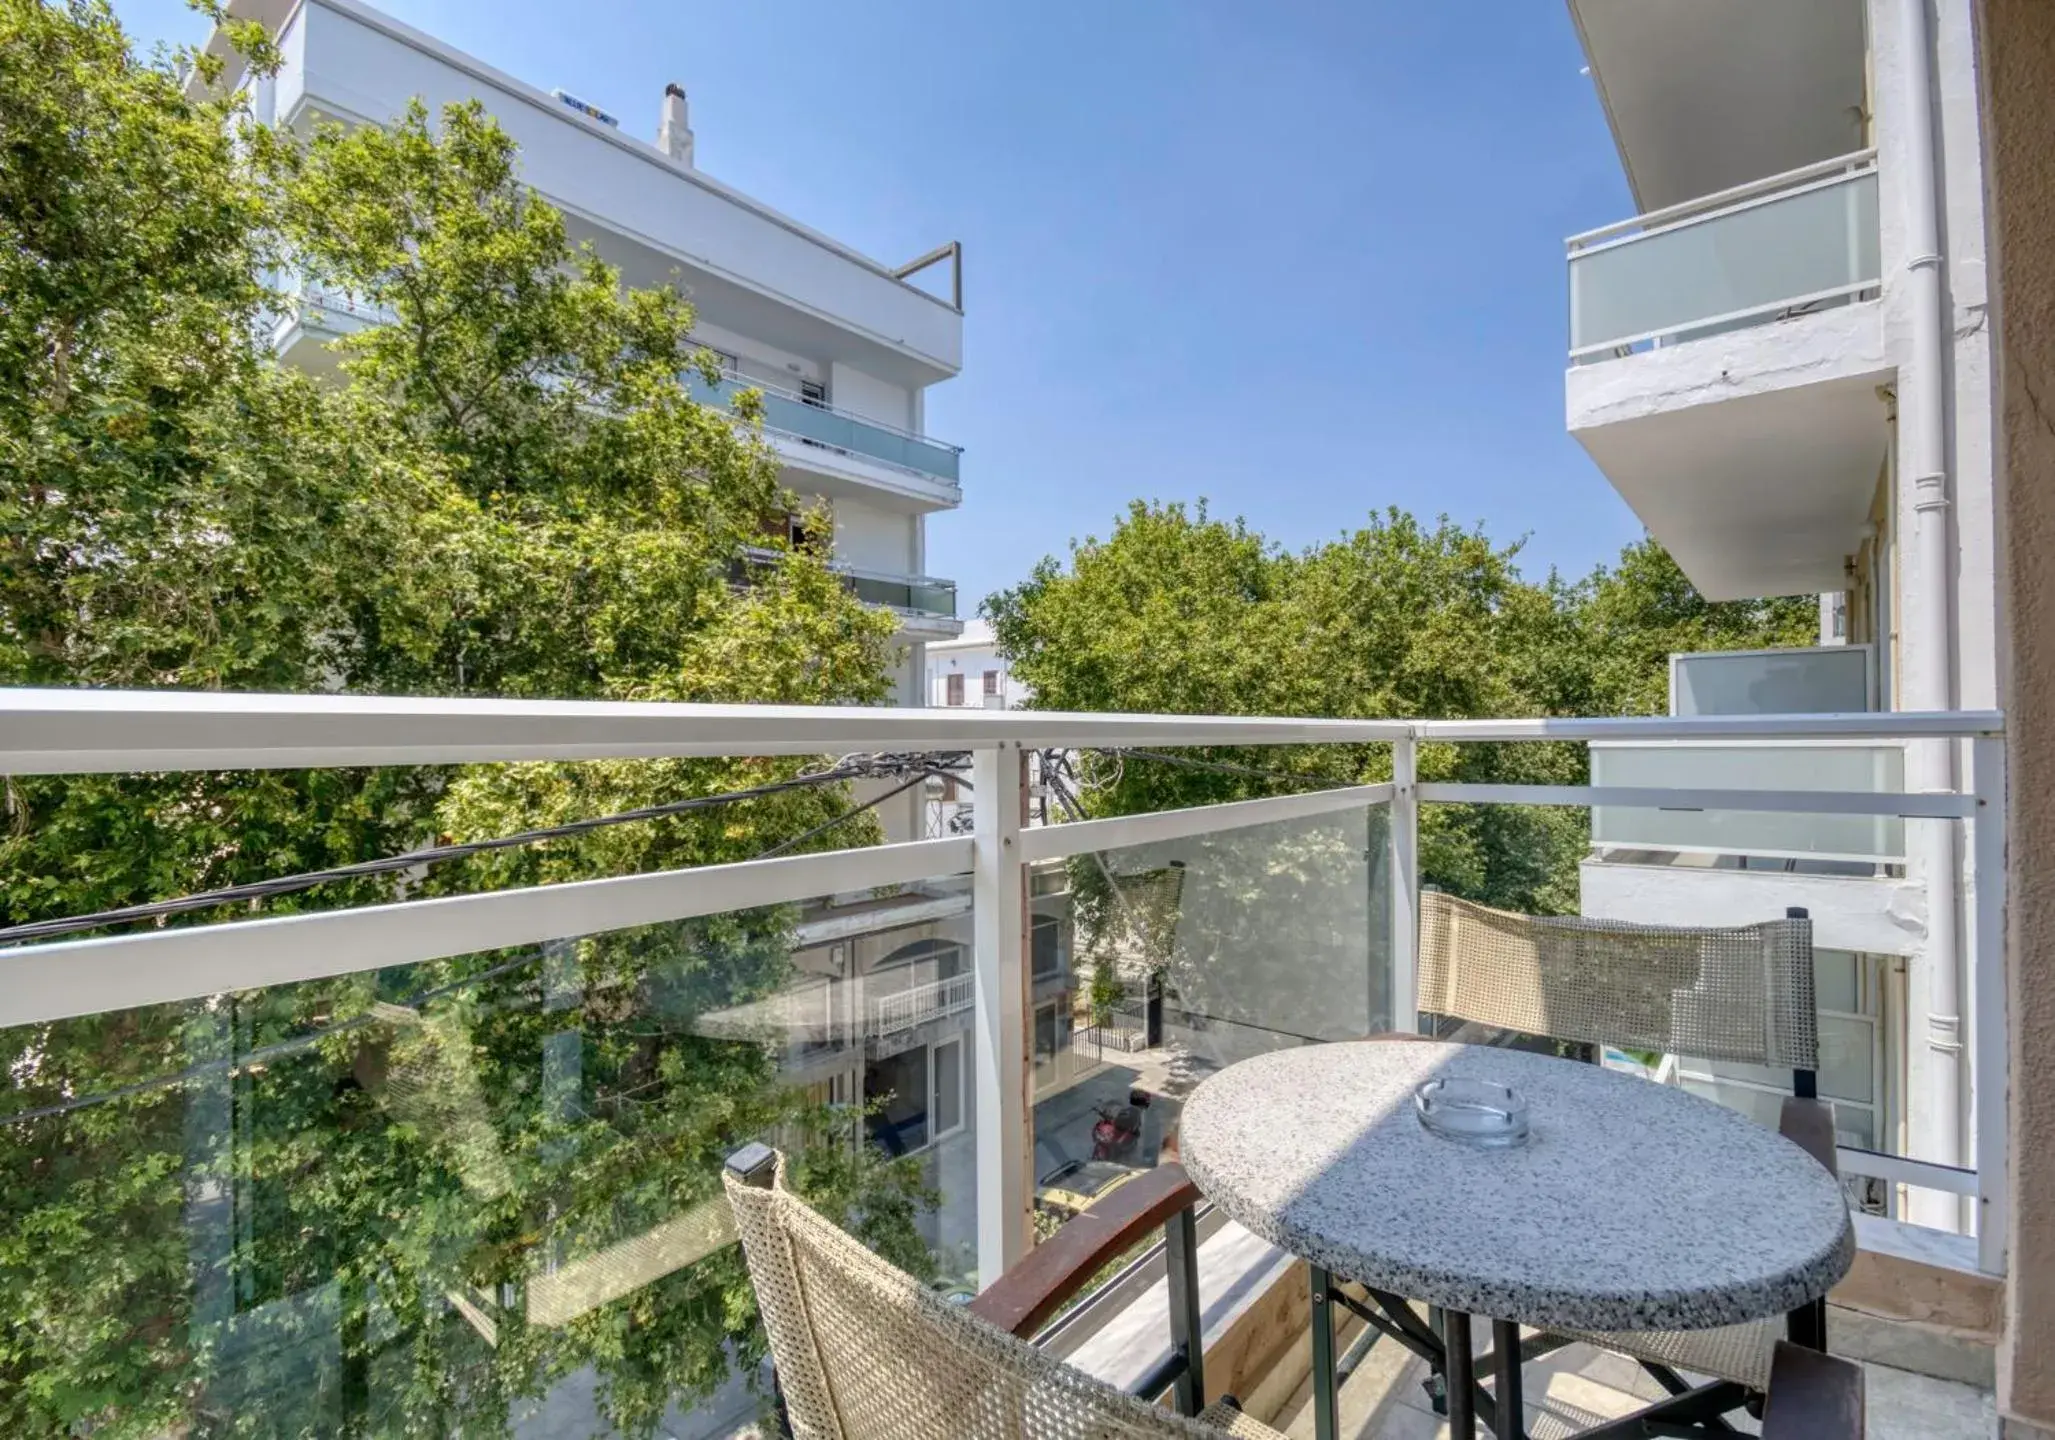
0;690;1413;774
1564;148;1877;248
1018;784;1394;863
0;836;972;1030
0;691;2004;775
1418;782;1974;819
1567;166;1876;260
1408;711;2002;741
1835;1147;1979;1196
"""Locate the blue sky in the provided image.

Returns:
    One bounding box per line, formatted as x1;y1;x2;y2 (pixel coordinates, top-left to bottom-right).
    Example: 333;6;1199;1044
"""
115;0;1648;612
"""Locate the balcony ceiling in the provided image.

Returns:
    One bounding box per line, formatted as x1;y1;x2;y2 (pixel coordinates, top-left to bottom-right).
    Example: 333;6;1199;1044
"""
1568;0;1869;212
1574;372;1887;602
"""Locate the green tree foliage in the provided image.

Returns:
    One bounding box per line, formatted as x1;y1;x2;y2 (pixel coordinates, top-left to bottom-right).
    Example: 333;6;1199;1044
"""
0;5;910;1436
991;501;1817;921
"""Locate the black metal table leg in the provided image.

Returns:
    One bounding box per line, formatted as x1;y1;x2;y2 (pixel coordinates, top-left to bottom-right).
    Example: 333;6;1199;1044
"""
1445;1309;1477;1436
1310;1265;1337;1440
1492;1318;1524;1439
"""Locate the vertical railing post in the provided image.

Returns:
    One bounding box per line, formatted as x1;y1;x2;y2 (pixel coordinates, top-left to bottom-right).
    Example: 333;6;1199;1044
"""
1389;734;1420;1032
973;741;1030;1284
1970;734;2009;1275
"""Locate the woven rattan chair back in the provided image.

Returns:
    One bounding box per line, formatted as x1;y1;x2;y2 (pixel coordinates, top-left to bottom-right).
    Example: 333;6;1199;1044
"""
723;1152;1236;1439
1416;891;1818;1071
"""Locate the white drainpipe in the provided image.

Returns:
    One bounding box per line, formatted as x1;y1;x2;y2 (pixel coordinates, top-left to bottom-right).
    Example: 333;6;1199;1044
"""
1896;0;1967;1230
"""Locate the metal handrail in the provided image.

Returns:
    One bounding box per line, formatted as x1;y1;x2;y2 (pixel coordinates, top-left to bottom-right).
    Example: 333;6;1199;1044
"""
0;690;2001;776
870;972;975;1036
1565;148;1879;252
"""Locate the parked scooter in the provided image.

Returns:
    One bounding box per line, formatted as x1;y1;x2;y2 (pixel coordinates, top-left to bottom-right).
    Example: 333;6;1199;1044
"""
1091;1088;1152;1162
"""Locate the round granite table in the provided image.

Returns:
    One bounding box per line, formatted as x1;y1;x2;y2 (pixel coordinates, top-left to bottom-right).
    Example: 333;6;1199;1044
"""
1177;1039;1856;1439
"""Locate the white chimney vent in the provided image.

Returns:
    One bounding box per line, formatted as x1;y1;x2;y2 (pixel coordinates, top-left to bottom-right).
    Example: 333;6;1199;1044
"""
659;82;695;167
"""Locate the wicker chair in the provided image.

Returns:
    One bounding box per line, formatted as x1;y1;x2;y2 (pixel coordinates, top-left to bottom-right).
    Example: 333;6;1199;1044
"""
1401;891;1841;1423
722;1144;1285;1439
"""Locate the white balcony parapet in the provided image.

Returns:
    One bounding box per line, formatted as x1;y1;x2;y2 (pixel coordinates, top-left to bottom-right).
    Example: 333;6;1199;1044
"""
1566;150;1880;362
870;972;974;1038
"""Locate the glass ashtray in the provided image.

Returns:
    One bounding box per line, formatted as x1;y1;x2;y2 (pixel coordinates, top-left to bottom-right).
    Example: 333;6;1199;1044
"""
1414;1077;1530;1149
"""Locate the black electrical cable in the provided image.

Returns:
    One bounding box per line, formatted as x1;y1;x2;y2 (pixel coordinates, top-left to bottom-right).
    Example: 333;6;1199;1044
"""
0;757;953;946
0;767;938;1128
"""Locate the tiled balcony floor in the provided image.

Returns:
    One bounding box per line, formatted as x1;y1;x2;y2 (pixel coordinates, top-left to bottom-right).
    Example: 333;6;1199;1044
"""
1263;1327;1995;1440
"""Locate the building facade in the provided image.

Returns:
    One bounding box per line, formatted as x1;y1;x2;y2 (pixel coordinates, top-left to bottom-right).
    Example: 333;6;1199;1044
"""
1565;0;1996;1238
213;0;965;835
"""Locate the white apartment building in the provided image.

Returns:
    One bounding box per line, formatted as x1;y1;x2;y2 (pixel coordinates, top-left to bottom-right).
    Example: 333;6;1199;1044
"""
1564;0;1994;1236
923;622;1038;835
209;0;964;837
926;620;1028;711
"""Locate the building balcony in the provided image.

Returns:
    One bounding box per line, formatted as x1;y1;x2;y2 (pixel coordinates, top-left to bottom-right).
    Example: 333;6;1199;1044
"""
1567;153;1880;367
1564;156;1890;602
735;547;961;636
689;370;963;501
870;971;974;1039
1589;741;1906;866
0;691;2005;1437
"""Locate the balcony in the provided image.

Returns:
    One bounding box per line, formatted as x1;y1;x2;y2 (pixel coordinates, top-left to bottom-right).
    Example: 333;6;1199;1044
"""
871;971;974;1038
689;370;963;495
1590;740;1905;865
1564;155;1889;602
1567;152;1879;365
0;691;2005;1437
735;547;960;633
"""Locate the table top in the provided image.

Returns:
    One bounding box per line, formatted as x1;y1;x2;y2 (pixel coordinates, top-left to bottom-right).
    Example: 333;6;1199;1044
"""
1177;1039;1856;1332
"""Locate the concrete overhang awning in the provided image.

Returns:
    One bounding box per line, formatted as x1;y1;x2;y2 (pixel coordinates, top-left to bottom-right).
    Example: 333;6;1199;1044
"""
1568;0;1869;211
1573;368;1890;601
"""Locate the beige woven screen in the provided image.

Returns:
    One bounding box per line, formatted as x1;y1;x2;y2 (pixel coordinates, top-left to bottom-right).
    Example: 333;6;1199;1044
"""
723;1154;1261;1440
1416;892;1817;1070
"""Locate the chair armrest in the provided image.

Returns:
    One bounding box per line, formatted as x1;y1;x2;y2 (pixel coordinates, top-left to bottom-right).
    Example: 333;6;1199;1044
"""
966;1162;1204;1339
1760;1340;1864;1438
1780;1095;1840;1178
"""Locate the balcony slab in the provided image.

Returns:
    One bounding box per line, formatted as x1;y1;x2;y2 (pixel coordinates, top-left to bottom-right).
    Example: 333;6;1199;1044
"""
1569;307;1890;601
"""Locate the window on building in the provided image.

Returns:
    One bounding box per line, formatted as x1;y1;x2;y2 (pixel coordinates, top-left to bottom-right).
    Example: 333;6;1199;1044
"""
945;673;964;706
982;669;1000;697
799;378;829;409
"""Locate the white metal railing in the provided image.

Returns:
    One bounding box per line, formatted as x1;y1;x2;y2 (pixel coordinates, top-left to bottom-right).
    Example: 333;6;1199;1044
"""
870;972;974;1037
0;690;2008;1284
1566;149;1881;362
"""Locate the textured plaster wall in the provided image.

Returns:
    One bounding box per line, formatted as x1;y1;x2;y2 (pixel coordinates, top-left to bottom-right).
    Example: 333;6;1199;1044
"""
1977;0;2055;1424
1564;302;1887;432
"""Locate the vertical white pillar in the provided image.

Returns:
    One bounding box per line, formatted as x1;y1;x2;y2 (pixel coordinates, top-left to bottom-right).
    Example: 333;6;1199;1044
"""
1970;734;2009;1273
972;741;1028;1283
1389;736;1419;1032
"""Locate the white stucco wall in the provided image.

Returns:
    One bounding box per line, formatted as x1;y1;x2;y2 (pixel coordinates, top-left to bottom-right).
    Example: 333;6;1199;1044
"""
831;501;916;576
828;363;913;432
